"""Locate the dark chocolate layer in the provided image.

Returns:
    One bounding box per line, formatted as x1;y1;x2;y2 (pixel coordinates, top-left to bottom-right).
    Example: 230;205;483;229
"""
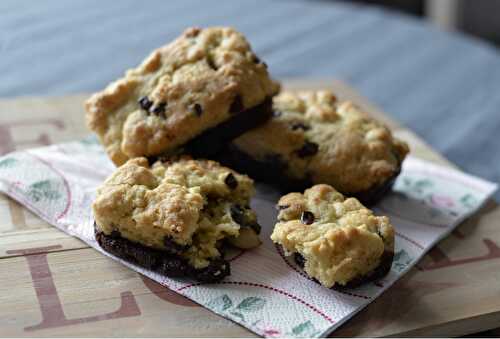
293;250;394;289
216;144;400;206
185;97;273;158
95;226;230;283
148;97;273;164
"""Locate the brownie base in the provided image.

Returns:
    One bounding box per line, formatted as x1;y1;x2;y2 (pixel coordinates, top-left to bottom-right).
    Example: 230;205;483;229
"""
294;250;394;289
216;144;400;206
95;227;230;283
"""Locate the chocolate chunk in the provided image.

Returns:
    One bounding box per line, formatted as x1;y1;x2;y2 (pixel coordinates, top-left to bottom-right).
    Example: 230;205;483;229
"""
193;103;203;117
163;236;188;255
300;211;315;225
291;122;310;131
229;204;260;233
276;204;290;210
229;95;244;114
224;172;238;189
296;141;319;158
152;102;167;116
138;96;153;112
230;204;245;225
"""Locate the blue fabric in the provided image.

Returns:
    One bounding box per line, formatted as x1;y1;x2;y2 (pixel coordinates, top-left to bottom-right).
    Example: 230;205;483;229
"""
1;0;499;200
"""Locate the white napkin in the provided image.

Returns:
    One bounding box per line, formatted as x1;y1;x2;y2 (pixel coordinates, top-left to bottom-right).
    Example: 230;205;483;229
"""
0;136;496;337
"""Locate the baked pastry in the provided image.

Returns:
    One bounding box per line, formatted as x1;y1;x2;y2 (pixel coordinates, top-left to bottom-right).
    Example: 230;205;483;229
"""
217;90;409;205
86;26;280;166
92;156;262;282
271;184;394;288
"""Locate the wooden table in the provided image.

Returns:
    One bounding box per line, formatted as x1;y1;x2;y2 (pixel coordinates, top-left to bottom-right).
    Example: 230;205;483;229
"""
1;80;499;337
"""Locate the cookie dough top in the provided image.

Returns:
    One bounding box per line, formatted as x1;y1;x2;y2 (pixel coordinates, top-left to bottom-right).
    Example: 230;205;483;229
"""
93;156;255;268
271;184;394;287
232;90;409;195
86;26;280;165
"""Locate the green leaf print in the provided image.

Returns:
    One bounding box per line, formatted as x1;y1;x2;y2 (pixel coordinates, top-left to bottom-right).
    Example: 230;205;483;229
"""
27;180;61;202
290;321;320;337
460;193;478;209
80;136;100;146
208;295;266;325
230;311;245;322
409;178;433;194
393;249;413;272
207;294;233;312
236;297;266;312
414;179;433;188
0;158;17;169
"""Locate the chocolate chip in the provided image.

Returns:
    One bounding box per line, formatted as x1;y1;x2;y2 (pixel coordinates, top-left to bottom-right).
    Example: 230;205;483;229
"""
193;103;203;117
300;211;315;225
229;95;244;114
224;172;238;189
207;57;218;71
296;141;319;158
138;96;153;112
252;54;267;68
291;122;310;131
276;204;290;210
230;204;245;225
152;102;167;116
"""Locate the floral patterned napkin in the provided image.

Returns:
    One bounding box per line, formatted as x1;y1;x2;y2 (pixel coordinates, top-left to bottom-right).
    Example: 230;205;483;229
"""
0;136;496;337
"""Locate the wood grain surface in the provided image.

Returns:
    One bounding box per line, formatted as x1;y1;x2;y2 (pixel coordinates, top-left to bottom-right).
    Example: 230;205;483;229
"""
0;80;498;337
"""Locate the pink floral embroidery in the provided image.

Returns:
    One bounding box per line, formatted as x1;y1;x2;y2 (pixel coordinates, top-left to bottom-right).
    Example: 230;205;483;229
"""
430;194;455;209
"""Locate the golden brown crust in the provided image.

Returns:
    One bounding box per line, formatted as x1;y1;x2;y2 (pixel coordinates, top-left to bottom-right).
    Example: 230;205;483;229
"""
232;91;409;195
271;184;395;288
86;27;280;165
92;156;257;268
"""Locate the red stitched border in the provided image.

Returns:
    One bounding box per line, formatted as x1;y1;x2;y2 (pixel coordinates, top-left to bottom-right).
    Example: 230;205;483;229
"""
178;280;335;324
395;231;424;249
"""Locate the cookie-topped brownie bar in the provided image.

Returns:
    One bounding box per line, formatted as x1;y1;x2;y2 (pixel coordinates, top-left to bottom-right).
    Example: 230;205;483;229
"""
218;90;409;205
86;27;280;166
93;156;262;282
271;184;394;288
